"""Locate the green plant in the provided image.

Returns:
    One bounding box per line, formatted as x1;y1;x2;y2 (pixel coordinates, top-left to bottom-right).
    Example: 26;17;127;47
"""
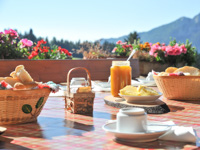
124;31;140;44
182;39;197;65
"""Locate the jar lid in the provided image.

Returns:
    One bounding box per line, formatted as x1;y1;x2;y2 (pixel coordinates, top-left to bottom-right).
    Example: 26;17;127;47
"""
112;61;130;66
119;108;145;115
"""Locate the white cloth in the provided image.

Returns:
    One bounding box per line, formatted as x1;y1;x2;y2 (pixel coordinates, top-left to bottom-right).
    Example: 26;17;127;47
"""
131;80;156;87
92;81;111;92
156;121;199;145
92;79;157;92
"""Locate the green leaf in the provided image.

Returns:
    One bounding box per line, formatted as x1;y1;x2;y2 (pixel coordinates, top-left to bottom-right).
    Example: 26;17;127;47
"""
22;104;32;114
36;97;44;108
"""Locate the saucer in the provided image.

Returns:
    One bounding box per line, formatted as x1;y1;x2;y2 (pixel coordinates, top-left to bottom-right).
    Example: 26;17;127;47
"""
102;121;171;142
0;127;7;135
119;93;162;103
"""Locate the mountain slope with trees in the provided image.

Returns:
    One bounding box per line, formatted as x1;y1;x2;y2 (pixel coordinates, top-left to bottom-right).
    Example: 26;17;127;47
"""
100;13;200;52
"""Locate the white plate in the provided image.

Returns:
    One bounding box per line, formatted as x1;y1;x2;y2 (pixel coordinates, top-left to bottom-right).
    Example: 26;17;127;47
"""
119;93;162;103
0;127;7;135
102;121;171;142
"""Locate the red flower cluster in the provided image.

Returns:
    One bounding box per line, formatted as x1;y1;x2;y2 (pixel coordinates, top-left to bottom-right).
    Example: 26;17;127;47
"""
4;29;18;39
122;44;133;49
28;39;72;59
37;39;46;46
58;46;72;56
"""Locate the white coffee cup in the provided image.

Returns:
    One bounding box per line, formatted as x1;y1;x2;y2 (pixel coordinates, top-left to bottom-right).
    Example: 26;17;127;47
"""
116;108;147;133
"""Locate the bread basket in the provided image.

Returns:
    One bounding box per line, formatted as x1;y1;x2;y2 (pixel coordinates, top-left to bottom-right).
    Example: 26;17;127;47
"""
154;75;200;100
0;88;51;125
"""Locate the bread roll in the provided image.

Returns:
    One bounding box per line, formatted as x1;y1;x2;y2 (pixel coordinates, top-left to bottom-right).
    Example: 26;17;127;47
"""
0;77;21;87
14;81;38;90
10;65;33;83
174;66;200;76
14;82;26;90
165;67;178;73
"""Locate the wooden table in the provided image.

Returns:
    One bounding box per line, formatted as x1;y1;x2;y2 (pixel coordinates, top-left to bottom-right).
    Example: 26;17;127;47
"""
0;91;199;150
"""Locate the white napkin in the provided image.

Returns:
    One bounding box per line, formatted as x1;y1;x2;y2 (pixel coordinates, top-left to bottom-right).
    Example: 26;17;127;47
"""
146;72;154;81
132;79;156;87
157;121;200;145
92;81;111;92
136;71;157;86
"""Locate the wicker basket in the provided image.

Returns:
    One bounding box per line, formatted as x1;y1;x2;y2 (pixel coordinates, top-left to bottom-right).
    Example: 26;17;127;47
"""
65;67;95;114
0;88;51;125
154;75;200;100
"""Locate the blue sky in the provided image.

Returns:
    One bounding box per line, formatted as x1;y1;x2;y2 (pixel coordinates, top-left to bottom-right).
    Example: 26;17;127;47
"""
0;0;200;42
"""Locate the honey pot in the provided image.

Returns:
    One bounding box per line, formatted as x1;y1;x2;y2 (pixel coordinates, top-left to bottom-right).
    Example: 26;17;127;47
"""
110;61;132;97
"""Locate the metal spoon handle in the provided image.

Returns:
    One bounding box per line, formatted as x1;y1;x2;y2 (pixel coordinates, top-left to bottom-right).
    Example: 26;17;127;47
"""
127;49;136;61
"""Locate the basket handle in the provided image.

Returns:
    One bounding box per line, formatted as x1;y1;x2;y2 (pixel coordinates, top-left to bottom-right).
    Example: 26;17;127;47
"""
67;67;92;95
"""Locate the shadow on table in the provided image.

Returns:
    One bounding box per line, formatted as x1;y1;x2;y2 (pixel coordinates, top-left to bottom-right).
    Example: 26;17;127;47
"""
114;139;197;149
2;121;44;138
167;105;185;112
0;136;31;150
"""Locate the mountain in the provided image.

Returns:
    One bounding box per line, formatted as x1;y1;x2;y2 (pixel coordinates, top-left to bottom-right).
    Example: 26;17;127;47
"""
100;13;200;52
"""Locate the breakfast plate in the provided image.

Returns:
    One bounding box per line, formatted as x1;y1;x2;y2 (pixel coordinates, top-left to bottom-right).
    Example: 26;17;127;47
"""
119;93;162;103
0;127;7;135
102;121;171;142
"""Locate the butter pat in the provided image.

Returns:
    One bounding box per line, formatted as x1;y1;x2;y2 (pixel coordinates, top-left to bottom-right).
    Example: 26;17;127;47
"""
120;86;139;96
137;85;159;96
77;86;92;93
120;85;159;96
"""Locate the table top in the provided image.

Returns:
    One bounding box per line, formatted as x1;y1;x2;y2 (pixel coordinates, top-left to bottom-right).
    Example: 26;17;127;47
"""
0;91;200;150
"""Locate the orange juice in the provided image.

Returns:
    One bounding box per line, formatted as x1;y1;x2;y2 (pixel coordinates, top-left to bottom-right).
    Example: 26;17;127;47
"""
111;61;132;97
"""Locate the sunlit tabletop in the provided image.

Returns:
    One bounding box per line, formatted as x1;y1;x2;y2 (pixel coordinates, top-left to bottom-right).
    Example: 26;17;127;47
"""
0;90;199;150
